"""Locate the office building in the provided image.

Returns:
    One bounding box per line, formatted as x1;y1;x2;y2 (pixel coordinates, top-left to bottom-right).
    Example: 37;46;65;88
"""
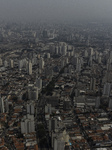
9;59;14;68
0;95;4;113
27;61;32;75
90;78;96;91
35;78;42;90
95;97;100;108
109;99;112;109
103;83;111;97
0;58;3;66
39;57;44;69
27;103;35;115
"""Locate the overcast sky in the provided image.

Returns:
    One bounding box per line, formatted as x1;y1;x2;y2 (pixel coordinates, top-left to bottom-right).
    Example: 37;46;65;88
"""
0;0;112;23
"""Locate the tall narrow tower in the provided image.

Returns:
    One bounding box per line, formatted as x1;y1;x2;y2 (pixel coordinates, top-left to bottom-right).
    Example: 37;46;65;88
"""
90;78;96;91
28;61;32;75
0;95;4;113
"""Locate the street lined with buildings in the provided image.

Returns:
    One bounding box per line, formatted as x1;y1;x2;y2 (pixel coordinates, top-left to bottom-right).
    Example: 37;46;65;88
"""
0;22;112;150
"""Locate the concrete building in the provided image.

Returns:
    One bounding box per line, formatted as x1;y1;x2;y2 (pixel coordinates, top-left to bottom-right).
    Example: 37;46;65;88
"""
88;56;93;66
9;59;14;68
89;47;94;56
55;46;59;55
95;97;100;108
28;86;38;100
54;138;65;150
27;61;32;75
27;103;35;115
62;45;67;56
0;58;3;66
39;57;44;69
90;78;96;91
35;78;42;90
0;95;4;113
61;59;65;68
5;99;9;113
47;53;50;59
52;130;69;150
21;115;35;134
4;60;8;68
63;98;71;111
45;104;51;114
103;83;111;97
49;118;57;131
18;60;23;71
84;49;88;57
109;99;112;109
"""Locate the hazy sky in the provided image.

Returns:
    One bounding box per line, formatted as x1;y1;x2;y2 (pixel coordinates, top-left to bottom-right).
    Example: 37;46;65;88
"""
0;0;112;23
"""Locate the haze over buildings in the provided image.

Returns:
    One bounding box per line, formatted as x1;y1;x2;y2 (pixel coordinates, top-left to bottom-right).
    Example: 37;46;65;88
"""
0;0;112;23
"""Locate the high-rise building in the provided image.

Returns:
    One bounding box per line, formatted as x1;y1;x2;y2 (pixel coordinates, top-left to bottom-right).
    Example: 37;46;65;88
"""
70;50;74;57
35;78;42;90
76;58;82;72
109;51;112;60
0;58;3;66
95;97;100;108
76;62;81;72
63;98;71;111
0;95;4;113
5;99;9;113
55;46;59;55
54;138;65;150
4;60;8;68
28;86;38;100
89;47;94;56
71;56;78;66
98;55;102;64
45;104;51;114
103;83;111;97
95;51;98;60
109;99;112;109
90;78;96;91
21;119;35;134
52;130;69;150
47;53;50;59
65;58;68;64
18;60;23;71
61;59;65;68
88;56;93;66
75;89;80;97
32;57;37;65
62;45;67;56
49;118;57;131
21;115;35;134
59;46;62;54
39;57;44;69
84;50;88;57
27;103;35;115
9;59;14;68
33;87;38;100
27;61;32;75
